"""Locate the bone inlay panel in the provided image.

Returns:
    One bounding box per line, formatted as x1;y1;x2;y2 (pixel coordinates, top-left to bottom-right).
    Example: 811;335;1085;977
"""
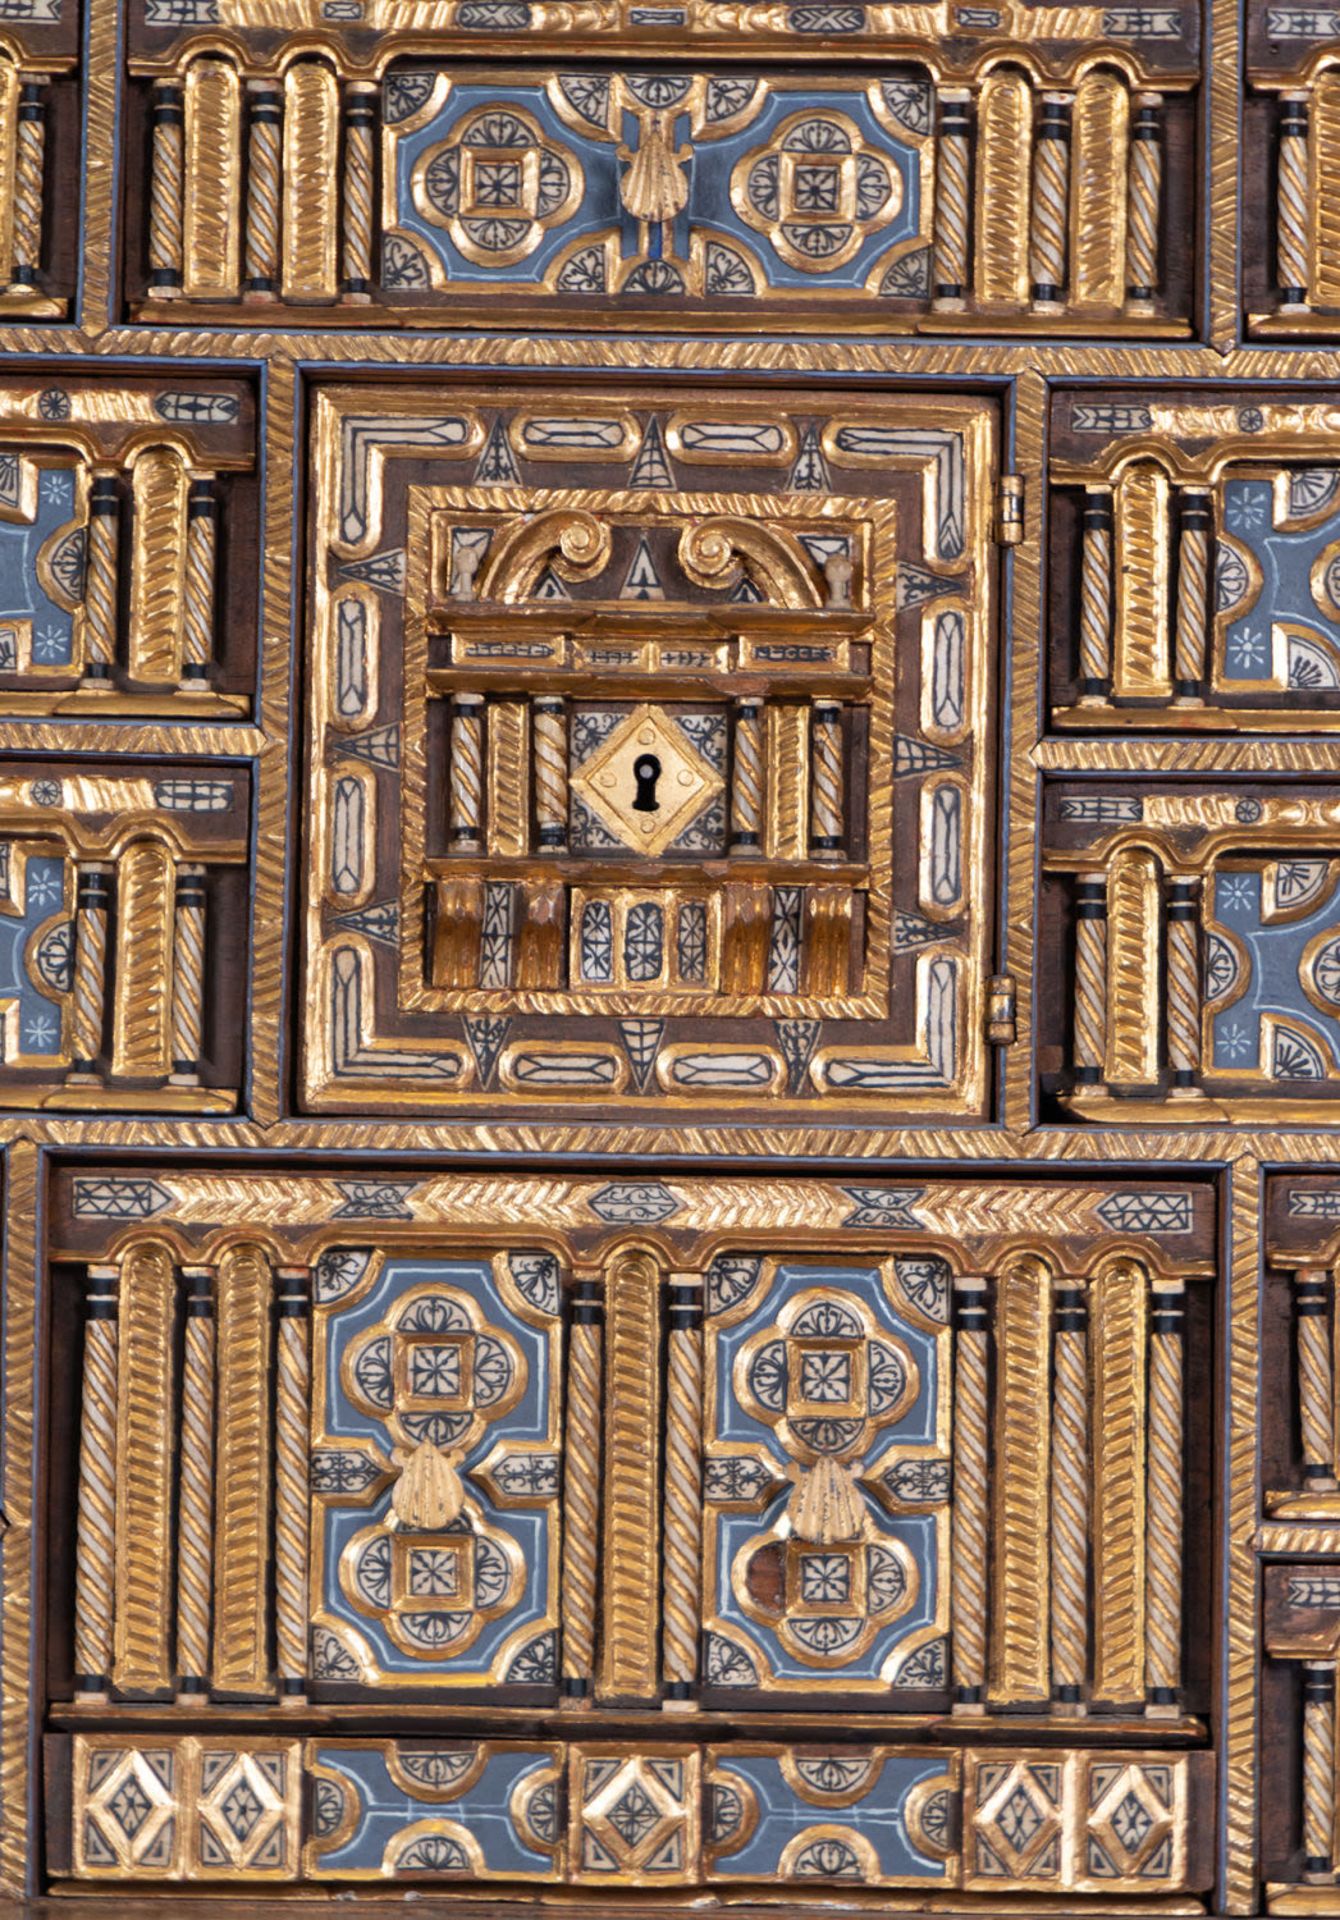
300;382;999;1125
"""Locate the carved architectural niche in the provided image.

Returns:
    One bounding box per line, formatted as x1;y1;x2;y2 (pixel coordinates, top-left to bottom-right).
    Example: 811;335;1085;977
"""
0;374;257;716
300;382;1000;1124
1246;0;1340;337
123;6;1200;332
0;4;79;320
0;762;247;1109
44;1165;1215;1895
1039;784;1340;1120
1049;388;1340;727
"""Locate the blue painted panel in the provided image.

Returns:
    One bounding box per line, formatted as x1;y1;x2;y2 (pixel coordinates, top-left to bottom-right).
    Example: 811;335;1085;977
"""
312;1745;557;1877
710;1751;949;1881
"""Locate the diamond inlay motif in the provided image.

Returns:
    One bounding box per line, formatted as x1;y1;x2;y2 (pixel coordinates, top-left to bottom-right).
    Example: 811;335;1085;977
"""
569;703;723;858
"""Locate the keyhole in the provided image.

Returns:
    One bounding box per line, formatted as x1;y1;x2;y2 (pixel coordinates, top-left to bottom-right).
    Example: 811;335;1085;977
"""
632;753;662;813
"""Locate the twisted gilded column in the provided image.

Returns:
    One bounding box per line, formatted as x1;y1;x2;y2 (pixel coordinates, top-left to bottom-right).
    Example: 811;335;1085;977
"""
449;692;486;854
1277;92;1311;311
532;696;568;853
181;477;217;685
242;81;282;302
342;81;377;299
170;863;207;1084
10;79;45;291
82;474;120;686
1173;489;1211;703
1125;93;1162;315
1165;878;1202;1097
951;1273;990;1712
730;697;764;856
1294;1267;1337;1489
662;1271;703;1707
1050;1280;1088;1712
147;79;184;299
1029;93;1069;310
808;700;844;861
175;1264;215;1698
274;1265;311;1701
560;1267;602;1701
1145;1280;1185;1716
1072;871;1108;1088
73;1265;119;1697
1303;1663;1337;1879
932;89;971;309
1078;487;1113;702
71;863;113;1078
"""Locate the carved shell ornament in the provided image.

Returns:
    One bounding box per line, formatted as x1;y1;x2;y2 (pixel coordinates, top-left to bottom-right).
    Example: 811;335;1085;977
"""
618;111;691;226
389;1437;467;1531
786;1456;868;1545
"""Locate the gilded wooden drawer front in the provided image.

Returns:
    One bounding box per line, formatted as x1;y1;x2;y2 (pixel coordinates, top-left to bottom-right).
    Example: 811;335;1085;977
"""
0;762;247;1109
123;12;1200;333
53;1731;1215;1889
301;382;998;1124
43;1166;1215;1895
1049;387;1340;728
0;374;256;716
1042;782;1340;1118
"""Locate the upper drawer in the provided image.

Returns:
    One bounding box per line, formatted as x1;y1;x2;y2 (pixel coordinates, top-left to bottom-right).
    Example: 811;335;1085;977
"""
122;26;1202;334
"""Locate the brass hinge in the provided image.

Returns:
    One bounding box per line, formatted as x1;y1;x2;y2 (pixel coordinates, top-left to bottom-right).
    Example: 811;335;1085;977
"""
986;973;1017;1044
995;474;1025;545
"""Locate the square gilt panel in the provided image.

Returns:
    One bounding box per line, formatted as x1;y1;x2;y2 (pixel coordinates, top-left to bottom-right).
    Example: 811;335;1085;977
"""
300;382;999;1124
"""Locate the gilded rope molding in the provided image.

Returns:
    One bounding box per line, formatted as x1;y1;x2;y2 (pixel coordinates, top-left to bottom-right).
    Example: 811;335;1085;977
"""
1091;1260;1148;1706
1145;1280;1185;1712
951;1273;990;1708
73;1266;119;1694
597;1246;662;1702
213;1243;273;1694
1295;1268;1336;1486
112;1241;177;1694
1302;1665;1336;1878
148;80;184;298
273;1266;311;1700
1050;1280;1089;1708
662;1272;704;1701
991;1259;1050;1705
730;697;764;852
560;1269;602;1698
10;81;45;289
342;82;377;297
244;83;282;298
175;1266;215;1697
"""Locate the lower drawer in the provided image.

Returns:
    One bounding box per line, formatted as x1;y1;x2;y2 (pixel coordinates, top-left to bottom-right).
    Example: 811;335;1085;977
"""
48;1734;1214;1897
